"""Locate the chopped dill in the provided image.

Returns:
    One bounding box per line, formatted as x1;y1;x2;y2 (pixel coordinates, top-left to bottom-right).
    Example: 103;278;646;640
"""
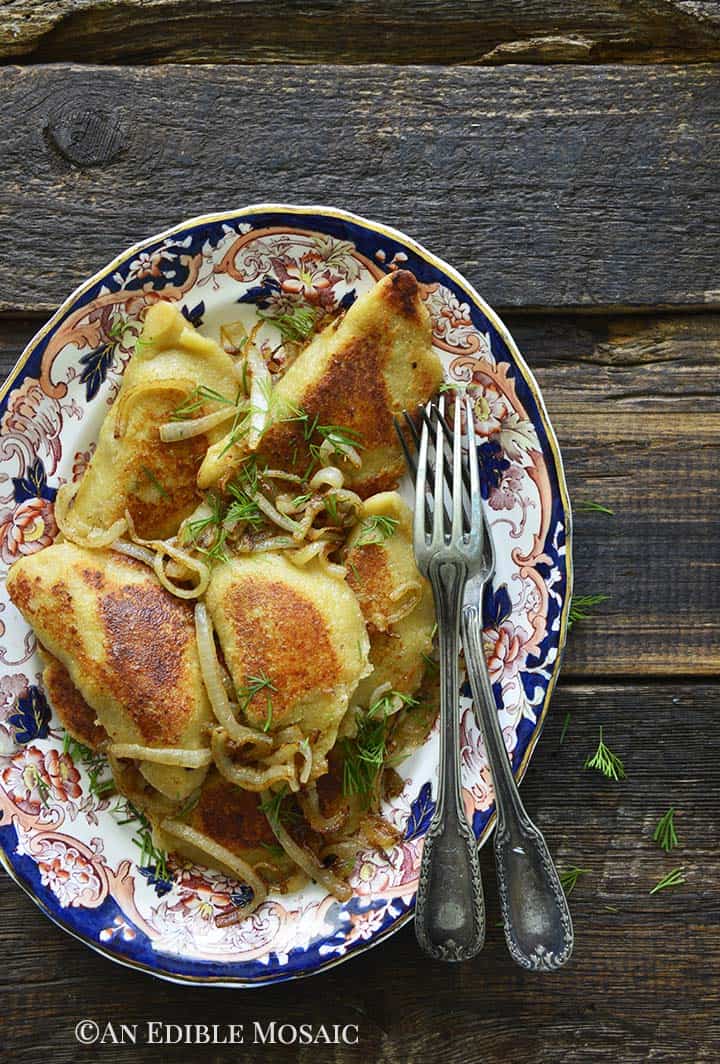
182;496;221;542
368;689;418;719
259;786;300;828
259;306;318;344
225;493;263;529
559;711;571;746
650;866;686;895
576;500;615;516
342;712;388;804
257;842;282;859
355;514;399;548
112;798;170;881
558;866;590;896
653;807;680;853
31;767;50;808
324;493;339;523
292;491;313;509
176;791;201;819
568;594;609;630
171;385;235;420
584;726;625;781
236;671;277;732
62;732;115;799
138;465;170;500
341;694;411;803
421;651;439;673
347;558;361;583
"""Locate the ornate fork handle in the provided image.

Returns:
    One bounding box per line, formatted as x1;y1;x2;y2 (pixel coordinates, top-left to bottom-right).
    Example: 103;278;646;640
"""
415;557;486;962
462;601;573;971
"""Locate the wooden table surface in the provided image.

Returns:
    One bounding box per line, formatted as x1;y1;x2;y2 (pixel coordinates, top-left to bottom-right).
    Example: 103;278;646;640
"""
2;4;719;1062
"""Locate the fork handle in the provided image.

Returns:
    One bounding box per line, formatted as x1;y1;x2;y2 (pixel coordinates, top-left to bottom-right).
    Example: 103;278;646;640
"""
415;558;486;962
462;602;573;971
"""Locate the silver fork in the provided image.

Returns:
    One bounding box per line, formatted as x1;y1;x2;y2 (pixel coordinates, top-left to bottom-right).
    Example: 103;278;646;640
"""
401;394;486;962
410;401;573;972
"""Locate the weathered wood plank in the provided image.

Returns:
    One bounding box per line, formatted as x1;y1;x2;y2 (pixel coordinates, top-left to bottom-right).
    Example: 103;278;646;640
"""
1;681;718;1063
2;1;720;66
1;311;718;677
1;63;719;313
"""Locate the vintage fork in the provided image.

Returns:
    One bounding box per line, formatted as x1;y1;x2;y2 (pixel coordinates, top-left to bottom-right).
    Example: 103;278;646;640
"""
398;394;486;961
408;401;574;972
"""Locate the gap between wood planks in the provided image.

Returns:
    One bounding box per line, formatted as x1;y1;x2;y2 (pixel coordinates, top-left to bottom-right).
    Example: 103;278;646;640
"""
2;0;720;66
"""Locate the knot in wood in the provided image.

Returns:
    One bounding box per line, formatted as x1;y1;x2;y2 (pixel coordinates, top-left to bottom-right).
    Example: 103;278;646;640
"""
45;102;126;169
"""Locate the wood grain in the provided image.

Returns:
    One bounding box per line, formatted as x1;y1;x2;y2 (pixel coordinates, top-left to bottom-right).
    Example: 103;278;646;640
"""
1;681;718;1063
1;63;719;313
1;311;718;677
2;1;720;66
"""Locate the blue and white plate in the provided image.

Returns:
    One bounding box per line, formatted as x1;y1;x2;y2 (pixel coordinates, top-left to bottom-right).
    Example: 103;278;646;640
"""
0;205;571;985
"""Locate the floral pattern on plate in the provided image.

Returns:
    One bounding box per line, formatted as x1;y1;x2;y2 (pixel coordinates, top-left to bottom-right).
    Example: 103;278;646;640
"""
0;206;571;986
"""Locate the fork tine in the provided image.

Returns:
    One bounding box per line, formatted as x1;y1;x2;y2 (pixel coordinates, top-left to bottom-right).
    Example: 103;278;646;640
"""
432;397;446;544
465;395;482;541
452;392;464;538
414;404;431;548
394;415;417;477
403;409;422;449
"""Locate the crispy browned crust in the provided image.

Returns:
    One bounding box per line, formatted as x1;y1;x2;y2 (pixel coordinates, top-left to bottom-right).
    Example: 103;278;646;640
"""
190;773;276;852
98;582;198;744
345;542;390;620
121;406;207;539
217;269;440;498
41;652;108;750
224;577;341;728
7;546;203;747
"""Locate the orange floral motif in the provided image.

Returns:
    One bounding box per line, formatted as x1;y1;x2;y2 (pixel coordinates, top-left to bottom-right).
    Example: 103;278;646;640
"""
0;498;57;564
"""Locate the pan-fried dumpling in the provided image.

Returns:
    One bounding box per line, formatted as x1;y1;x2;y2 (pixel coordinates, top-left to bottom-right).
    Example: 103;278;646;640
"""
40;650;108;751
6;541;214;799
61;301;240;541
352;584;435;709
199;271;443;496
205;552;371;763
345;492;426;633
151;769;299;887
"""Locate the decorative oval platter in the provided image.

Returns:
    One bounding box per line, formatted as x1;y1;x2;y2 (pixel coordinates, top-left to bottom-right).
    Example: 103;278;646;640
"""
0;205;572;986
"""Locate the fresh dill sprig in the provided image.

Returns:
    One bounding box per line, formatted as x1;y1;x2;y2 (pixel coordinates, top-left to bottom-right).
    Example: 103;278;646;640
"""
62;732;115;799
108;317;136;343
576;500;615;516
171;385;235;420
31;766;50;808
182;492;229;561
341;694;410;802
649;866;686;895
355;514;399;548
225;470;264;528
236;671;277;732
568;594;609;630
112;798;170;881
324;492;339;523
259;786;300;828
584;726;625;781
559;711;571;746
309;424;364;464
421;650;439;673
653;807;680;853
259;306;318;344
176;790;201;819
368;690;418;719
558;866;590;896
138;465;170;500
